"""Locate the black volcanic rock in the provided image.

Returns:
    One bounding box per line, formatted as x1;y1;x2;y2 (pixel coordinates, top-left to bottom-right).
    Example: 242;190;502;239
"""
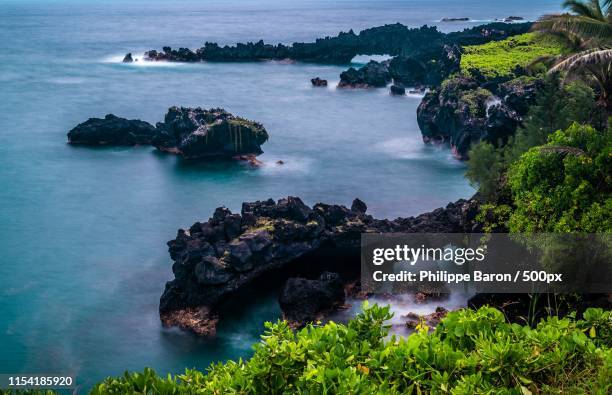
417;75;489;158
350;198;367;213
485;103;521;145
139;22;531;66
441;17;470;22
417;74;543;158
390;84;406;95
152;107;269;160
338;60;391;88
279;272;346;327
498;77;543;115
311;77;328;87
122;53;134;63
145;47;199;62
67;114;157;145
159;195;481;335
390;44;461;87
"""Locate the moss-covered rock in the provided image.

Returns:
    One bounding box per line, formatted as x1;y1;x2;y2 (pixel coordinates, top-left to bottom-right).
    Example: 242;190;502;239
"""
417;74;527;159
152;107;269;160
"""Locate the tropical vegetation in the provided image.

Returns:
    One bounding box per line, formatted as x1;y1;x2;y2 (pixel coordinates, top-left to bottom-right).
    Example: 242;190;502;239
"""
85;305;611;394
460;33;571;79
534;0;612;109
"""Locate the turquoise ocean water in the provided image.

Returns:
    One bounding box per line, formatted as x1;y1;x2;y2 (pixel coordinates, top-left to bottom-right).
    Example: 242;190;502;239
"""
0;0;560;390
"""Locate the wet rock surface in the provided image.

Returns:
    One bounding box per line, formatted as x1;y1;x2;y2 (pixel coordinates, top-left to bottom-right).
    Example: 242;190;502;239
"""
67;114;157;146
417;75;540;159
390;84;406;95
404;307;449;329
279;272;346;328
311;77;328;87
159;195;481;335
68;107;268;162
122;53;134;63
338;60;391;88
152;107;269;160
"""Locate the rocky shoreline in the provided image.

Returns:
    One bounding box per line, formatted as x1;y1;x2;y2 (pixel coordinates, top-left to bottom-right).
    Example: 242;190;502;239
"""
114;22;538;158
139;23;531;66
134;22;531;92
159;195;481;335
417;75;541;159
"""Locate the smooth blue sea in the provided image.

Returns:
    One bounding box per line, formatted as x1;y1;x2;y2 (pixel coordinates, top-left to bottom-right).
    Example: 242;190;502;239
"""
0;0;561;391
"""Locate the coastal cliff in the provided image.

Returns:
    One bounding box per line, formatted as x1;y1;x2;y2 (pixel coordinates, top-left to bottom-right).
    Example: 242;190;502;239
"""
159;196;480;335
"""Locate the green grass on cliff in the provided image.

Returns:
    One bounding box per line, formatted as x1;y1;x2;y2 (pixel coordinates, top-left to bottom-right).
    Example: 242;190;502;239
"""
461;33;571;79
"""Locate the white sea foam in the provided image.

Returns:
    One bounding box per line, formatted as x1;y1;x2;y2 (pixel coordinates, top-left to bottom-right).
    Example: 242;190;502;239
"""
102;53;186;67
375;137;429;160
436;18;494;23
369;292;473;327
259;156;313;175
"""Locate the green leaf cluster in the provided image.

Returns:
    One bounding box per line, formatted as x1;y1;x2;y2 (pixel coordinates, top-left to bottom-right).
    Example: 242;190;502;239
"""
82;304;611;394
508;122;612;232
465;74;601;202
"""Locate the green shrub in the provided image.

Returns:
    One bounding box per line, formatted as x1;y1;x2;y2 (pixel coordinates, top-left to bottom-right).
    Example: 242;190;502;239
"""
460;33;570;79
88;304;611;394
508;122;612;232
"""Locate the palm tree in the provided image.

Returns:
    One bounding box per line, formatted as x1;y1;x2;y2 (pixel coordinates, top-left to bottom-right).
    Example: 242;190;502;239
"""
535;0;612;45
534;1;612;111
550;47;612;109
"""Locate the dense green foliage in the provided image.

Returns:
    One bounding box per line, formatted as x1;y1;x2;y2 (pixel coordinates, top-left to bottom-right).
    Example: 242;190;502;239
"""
508;122;612;232
465;74;601;201
85;304;611;394
460;33;570;79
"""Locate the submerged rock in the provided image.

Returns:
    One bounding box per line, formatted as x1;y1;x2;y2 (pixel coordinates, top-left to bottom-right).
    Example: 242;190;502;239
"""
152;107;269;160
279;272;346;328
67;114;157;145
338;60;391;88
159;195;481;336
311;77;328;87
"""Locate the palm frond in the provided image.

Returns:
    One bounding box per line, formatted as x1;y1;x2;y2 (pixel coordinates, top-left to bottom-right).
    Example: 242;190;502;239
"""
539;145;587;156
534;15;612;43
562;0;602;20
550;48;612;73
526;54;563;73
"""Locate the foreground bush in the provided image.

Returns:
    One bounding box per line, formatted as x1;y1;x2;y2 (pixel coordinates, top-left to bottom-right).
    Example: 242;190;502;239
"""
91;304;611;394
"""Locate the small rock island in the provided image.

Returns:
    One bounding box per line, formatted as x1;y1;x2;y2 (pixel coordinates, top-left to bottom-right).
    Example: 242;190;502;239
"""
68;107;269;162
67;114;157;145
